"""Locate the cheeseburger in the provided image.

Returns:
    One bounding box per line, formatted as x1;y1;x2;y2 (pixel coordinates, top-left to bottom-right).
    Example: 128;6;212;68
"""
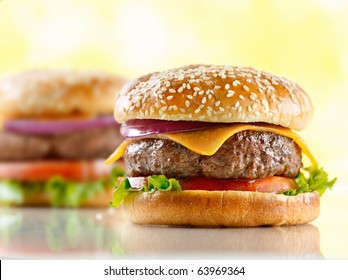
0;70;126;207
106;65;336;226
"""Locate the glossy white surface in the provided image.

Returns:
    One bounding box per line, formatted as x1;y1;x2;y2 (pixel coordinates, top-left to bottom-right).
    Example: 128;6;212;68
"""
0;183;347;260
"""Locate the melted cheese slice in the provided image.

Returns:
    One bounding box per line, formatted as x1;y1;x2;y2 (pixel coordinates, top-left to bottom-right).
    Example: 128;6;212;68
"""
105;124;317;166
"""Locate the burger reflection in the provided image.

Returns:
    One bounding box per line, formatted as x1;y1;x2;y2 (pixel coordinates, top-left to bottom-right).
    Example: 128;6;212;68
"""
0;207;121;259
0;207;321;259
119;223;322;259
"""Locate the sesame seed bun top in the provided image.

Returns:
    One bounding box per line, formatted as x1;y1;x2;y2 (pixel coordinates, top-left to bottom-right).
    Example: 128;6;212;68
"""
0;69;127;119
114;65;312;131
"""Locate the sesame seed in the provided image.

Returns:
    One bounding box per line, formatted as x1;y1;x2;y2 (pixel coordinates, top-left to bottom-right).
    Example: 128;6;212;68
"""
262;79;270;86
185;100;190;107
202;97;207;104
248;105;252;112
261;99;268;107
243;85;249;92
173;105;178;111
187;84;191;89
225;84;230;90
169;89;176;93
239;95;245;100
194;108;201;114
214;86;221;89
208;94;213;99
199;90;204;95
238;106;242;112
232;81;238;87
246;78;252;83
235;101;240;108
215;101;221;106
194;87;200;91
178;87;183;93
227;91;234;98
252;103;257;109
187;95;193;99
167;95;174;100
180;108;185;113
219;107;225;112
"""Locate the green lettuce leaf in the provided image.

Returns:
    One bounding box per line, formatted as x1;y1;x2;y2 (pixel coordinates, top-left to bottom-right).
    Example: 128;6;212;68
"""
0;180;23;205
284;166;336;196
110;175;181;207
110;166;336;206
0;165;125;207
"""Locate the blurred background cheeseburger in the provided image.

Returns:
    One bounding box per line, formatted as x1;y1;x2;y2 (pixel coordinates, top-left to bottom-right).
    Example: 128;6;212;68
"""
106;64;336;226
0;69;126;207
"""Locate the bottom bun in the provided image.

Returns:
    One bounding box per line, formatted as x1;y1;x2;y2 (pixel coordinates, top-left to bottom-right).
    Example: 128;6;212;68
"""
121;190;320;227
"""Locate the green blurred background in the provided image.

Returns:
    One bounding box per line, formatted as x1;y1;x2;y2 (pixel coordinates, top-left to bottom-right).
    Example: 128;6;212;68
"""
0;0;347;181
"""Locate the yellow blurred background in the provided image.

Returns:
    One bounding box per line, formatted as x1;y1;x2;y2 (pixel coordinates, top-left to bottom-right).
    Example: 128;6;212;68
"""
0;0;347;181
0;0;348;258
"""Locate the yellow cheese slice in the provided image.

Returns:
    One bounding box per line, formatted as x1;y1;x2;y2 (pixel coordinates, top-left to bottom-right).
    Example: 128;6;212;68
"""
105;140;130;165
105;124;317;166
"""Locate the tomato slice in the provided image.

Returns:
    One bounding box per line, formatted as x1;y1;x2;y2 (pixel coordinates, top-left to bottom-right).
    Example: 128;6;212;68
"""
0;160;113;182
179;176;297;193
124;176;297;193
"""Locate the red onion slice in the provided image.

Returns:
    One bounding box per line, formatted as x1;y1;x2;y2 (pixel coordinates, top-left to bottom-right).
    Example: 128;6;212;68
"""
121;119;223;138
4;116;118;135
